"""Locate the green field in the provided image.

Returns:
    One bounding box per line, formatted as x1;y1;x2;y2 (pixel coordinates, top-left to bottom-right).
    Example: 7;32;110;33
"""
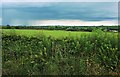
2;29;118;38
2;29;91;38
2;29;120;75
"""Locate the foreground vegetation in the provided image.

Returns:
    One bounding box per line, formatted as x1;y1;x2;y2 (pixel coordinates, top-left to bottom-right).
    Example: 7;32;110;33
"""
2;29;120;75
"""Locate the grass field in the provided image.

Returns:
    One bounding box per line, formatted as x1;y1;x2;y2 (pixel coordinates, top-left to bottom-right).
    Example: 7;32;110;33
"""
2;29;120;75
2;29;118;38
2;29;91;38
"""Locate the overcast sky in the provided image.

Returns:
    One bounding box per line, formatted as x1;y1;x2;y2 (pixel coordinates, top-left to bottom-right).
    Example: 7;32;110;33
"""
1;0;119;2
0;0;118;26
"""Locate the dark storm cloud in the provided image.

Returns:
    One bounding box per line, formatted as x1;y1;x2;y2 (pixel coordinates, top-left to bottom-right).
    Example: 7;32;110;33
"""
2;2;117;25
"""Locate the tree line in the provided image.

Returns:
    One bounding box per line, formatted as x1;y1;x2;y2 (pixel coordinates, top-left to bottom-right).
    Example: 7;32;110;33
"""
2;25;118;32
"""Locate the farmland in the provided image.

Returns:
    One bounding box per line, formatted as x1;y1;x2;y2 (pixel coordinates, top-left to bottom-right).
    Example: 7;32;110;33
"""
2;29;90;38
2;28;120;75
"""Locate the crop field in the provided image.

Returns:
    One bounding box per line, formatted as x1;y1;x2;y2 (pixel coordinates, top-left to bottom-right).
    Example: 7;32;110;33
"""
2;29;90;38
2;29;120;75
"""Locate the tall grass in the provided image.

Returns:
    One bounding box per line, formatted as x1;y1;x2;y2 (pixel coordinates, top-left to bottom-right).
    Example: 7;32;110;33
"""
2;29;119;75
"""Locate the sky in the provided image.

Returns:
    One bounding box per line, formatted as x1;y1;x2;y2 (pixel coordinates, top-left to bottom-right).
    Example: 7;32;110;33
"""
1;0;119;2
0;0;119;26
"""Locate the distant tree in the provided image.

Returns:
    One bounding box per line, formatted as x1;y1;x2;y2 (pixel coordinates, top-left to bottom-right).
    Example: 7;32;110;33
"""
7;24;10;26
6;24;11;29
16;26;20;29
